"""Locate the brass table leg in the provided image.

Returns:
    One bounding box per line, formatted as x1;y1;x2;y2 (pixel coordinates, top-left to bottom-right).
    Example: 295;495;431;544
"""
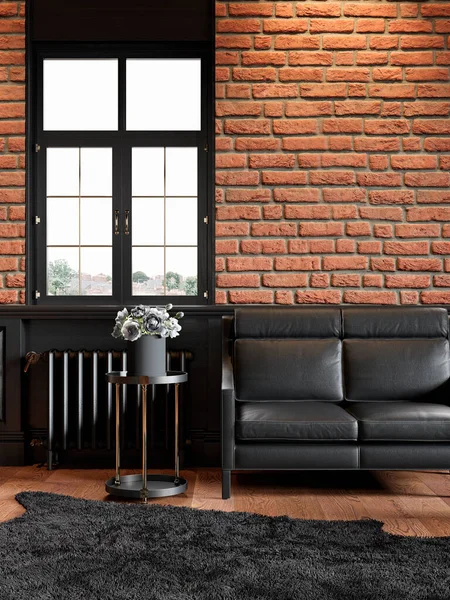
115;384;121;486
174;383;180;485
141;384;149;504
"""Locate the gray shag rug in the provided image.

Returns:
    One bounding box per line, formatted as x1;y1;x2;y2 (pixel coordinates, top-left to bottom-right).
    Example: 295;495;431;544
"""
0;492;449;600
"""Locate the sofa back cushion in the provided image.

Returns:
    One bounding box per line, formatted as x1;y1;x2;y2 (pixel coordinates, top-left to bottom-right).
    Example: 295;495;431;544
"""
343;308;450;402
234;308;343;402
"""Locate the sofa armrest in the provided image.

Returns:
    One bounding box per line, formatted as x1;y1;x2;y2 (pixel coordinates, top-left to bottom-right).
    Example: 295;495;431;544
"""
221;316;235;470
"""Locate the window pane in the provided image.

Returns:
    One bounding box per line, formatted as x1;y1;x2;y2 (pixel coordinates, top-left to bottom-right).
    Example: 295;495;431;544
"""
132;247;165;296
47;198;79;246
166;148;197;196
166;198;197;246
132;198;164;246
47;247;79;296
47;148;79;196
80;198;112;246
80;248;112;296
80;148;112;196
132;148;164;196
166;247;197;296
127;59;201;131
44;59;118;131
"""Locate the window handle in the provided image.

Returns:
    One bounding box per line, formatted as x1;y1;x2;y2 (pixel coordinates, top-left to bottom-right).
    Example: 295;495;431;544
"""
114;209;120;235
124;210;130;235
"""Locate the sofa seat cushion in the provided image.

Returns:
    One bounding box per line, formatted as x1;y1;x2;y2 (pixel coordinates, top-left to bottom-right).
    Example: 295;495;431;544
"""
236;402;358;442
346;402;450;441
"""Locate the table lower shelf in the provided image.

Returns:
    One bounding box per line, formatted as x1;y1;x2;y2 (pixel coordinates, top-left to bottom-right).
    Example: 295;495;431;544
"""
105;474;188;499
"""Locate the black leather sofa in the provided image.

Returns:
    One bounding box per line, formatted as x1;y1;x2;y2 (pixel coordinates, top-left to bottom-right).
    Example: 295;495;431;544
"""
221;307;450;499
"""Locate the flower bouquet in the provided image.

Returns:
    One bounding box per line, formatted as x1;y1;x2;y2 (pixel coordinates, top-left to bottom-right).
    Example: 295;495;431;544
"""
112;304;184;376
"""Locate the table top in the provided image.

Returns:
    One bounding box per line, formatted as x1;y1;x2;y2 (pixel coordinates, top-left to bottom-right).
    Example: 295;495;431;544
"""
105;370;188;385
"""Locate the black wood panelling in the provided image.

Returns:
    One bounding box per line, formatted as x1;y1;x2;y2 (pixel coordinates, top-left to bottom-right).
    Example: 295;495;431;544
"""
31;0;212;42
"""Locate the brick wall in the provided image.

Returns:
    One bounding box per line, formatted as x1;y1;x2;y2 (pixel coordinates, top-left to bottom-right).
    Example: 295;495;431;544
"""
215;1;450;305
0;1;25;304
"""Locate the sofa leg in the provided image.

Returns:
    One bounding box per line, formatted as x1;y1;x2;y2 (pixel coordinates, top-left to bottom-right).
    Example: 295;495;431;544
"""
222;470;231;500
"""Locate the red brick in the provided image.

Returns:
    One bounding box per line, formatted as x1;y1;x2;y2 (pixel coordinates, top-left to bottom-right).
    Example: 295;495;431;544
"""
298;154;321;168
417;190;450;204
279;67;323;82
223;120;270;135
432;242;450;255
323;256;367;270
0;241;24;255
344;4;396;17
323;35;367;50
328;136;353;151
310;19;354;34
229;290;273;303
372;67;403;81
434;275;450;287
287;240;309;254
418;84;450;98
344;291;396;304
323;118;363;134
216;274;260;288
369;84;415;99
285;206;331;220
389;20;432;34
421;291;450;304
400;35;444;49
249;154;295;168
216;206;260;221
323;188;366;203
233;67;277;81
297;3;341;17
401;291;419;304
322;154;366;168
289;51;332;65
263;205;283;220
262;273;307;287
216;154;247;169
369;155;389;171
384;241;428;255
216;222;250;237
354;137;400;152
371;258;396;272
274;189;320;203
335;100;381;115
369;190;414;205
299;222;343;237
9;206;25;221
251;222;297;236
226;189;271;203
282;137;328;151
242;51;286;66
263;19;308;34
332;274;361;287
228;3;273;16
391;51;433;66
357;241;382;254
405;173;450;187
396;224;440;238
310;273;330;288
273;119;317;134
391;155;437;170
275;257;320;270
227;257;273;272
216;240;239;255
310;171;356;186
253;83;298;98
0;258;17;271
346;222;371;237
406;68;449;82
332;205;358;219
336;239;356;253
424;138;450;152
398;258;442;271
407;207;450;222
216;171;259;186
0;290;18;304
358;173;402;187
235;138;280;151
296;290;341;304
275;36;321;50
300;83;347;97
217;19;261;33
275;290;294;304
363;274;383;287
285;101;333;117
216;102;261;117
357;19;386;33
275;4;293;18
262;172;307;186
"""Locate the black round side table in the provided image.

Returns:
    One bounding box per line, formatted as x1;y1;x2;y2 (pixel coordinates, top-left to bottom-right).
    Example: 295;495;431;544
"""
104;370;188;503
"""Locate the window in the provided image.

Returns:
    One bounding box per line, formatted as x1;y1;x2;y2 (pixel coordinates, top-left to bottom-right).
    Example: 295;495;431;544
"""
31;46;212;305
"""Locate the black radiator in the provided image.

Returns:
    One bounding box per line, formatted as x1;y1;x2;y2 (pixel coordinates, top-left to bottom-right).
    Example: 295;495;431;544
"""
25;349;192;470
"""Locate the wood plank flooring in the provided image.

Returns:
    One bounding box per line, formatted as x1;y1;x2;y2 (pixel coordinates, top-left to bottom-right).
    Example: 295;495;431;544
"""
1;466;450;537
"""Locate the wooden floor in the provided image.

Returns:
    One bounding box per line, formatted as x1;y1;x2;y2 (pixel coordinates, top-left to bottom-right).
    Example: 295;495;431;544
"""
1;466;450;537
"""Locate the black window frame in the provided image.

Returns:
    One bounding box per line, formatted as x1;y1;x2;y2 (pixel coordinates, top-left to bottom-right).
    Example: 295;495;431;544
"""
27;42;214;306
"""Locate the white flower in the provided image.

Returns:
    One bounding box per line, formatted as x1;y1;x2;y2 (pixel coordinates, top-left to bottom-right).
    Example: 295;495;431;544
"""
121;321;141;342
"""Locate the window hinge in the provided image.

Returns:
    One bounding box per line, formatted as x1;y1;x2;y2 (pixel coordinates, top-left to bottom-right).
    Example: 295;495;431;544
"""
204;142;208;152
203;216;209;225
35;215;41;225
34;290;41;300
34;144;41;153
203;291;209;299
